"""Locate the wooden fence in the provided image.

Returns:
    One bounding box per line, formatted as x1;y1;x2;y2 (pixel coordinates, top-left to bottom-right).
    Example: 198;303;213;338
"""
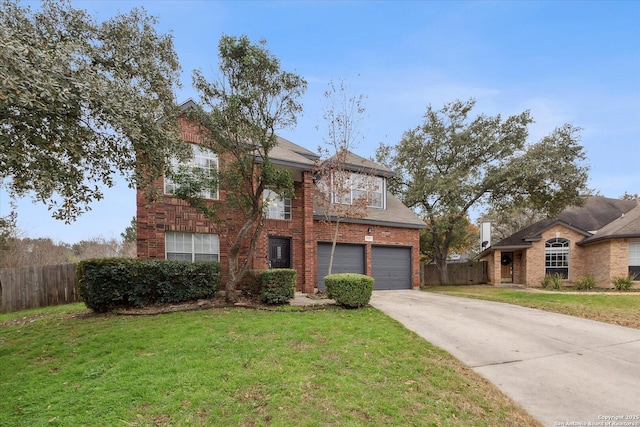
0;264;80;313
421;261;488;286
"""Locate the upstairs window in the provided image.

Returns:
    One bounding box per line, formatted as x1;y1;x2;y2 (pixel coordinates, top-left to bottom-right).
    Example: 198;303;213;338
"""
165;143;218;199
545;238;569;278
165;232;219;262
263;189;291;220
332;172;385;209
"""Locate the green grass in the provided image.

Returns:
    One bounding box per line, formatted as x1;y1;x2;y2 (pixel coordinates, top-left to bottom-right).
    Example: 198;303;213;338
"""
425;286;640;329
0;303;539;426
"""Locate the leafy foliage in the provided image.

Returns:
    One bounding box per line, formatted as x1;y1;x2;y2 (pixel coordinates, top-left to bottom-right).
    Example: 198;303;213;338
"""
325;273;374;308
0;0;182;221
378;99;589;284
541;273;564;290
574;274;596;291
76;258;221;312
612;274;636;292
169;35;306;303
420;216;478;262
260;268;296;304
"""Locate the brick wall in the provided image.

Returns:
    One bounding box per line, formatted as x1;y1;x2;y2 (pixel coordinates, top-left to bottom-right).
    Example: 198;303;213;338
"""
137;117;422;293
312;220;421;289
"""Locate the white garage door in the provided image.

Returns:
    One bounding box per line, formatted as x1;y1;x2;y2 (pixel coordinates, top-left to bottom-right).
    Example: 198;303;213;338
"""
317;243;365;290
371;246;412;290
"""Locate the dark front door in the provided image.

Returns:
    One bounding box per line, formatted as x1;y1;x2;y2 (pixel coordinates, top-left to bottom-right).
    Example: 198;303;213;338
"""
268;237;291;269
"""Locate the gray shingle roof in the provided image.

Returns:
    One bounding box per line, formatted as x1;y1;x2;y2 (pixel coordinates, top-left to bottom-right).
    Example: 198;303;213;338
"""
490;196;638;250
313;192;426;229
579;204;640;245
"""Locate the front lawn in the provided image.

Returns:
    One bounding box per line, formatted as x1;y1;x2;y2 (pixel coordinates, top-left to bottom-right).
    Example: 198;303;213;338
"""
425;286;640;329
0;303;539;426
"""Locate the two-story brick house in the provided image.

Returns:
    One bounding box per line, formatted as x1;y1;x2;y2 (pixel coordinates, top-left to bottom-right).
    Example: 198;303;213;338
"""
478;196;640;287
136;101;425;293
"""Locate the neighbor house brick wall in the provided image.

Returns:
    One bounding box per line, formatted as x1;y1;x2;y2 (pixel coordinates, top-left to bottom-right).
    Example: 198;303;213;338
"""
581;239;631;287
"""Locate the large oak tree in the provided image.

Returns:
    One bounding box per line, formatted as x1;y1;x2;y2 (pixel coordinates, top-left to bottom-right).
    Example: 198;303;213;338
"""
0;0;181;222
377;99;590;285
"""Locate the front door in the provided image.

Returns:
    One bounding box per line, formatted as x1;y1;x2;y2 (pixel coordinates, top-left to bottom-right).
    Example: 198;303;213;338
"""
500;252;513;283
268;237;291;269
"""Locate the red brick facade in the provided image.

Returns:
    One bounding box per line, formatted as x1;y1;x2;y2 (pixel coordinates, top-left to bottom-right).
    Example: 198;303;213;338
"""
136;117;423;293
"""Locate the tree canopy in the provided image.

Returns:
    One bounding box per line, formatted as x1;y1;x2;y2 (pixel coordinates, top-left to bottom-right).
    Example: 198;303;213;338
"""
0;0;182;222
377;98;590;284
170;35;306;302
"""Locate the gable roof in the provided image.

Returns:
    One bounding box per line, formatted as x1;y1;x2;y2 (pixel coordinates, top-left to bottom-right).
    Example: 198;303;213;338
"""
326;150;395;178
313;191;426;229
486;196;638;251
578;204;640;245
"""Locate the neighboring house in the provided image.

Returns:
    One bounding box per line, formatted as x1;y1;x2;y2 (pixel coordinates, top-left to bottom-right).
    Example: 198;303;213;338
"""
136;101;425;293
478;196;640;287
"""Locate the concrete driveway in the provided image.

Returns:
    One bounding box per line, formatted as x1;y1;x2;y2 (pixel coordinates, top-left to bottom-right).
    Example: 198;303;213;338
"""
370;290;640;426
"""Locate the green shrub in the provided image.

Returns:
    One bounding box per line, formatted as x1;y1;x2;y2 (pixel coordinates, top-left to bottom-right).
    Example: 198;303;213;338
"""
574;274;596;291
239;269;265;299
325;273;374;308
77;258;221;312
612;274;636;292
540;273;563;290
260;269;296;304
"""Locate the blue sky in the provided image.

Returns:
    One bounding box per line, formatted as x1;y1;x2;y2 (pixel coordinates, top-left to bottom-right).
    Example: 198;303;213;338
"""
3;0;639;244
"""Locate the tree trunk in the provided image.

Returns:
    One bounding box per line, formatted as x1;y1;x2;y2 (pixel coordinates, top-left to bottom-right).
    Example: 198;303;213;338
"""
225;209;262;303
436;257;449;285
327;218;341;276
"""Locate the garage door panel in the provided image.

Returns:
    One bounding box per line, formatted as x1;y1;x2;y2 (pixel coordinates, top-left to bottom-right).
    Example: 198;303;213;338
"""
317;243;365;290
372;246;411;290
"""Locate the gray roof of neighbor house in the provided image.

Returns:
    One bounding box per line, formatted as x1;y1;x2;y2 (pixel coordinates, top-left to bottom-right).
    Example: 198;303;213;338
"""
486;196;638;251
579;204;640;245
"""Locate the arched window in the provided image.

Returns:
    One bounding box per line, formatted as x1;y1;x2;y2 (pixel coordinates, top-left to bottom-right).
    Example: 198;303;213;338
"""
545;238;569;278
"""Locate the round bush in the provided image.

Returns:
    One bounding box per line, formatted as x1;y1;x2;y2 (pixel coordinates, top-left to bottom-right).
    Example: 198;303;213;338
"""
325;273;374;308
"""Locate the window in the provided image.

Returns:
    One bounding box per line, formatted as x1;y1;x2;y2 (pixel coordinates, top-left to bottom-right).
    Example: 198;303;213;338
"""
629;242;640;279
166;232;219;262
545;238;569;278
165;143;218;199
332;172;384;209
263;189;291;220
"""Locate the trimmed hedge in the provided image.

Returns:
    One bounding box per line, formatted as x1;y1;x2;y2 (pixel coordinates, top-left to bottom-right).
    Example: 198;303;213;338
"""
77;258;221;312
238;269;265;299
325;273;374;308
261;269;296;304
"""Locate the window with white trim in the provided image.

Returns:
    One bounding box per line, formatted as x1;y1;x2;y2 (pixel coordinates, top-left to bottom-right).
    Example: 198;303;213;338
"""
332;172;384;209
263;189;291;220
629;242;640;279
165;232;219;262
545;238;569;278
165;143;218;199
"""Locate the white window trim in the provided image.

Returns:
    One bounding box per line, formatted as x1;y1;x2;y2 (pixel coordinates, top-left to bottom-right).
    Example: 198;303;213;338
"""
331;172;385;209
263;189;291;220
164;143;219;200
165;232;220;262
545;238;570;278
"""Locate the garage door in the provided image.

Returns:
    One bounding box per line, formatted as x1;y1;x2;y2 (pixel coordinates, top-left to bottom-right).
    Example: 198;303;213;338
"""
317;243;365;290
371;246;412;290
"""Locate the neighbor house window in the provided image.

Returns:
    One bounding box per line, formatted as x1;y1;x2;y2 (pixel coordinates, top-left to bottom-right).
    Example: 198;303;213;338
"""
263;189;291;220
332;172;385;209
165;232;219;262
545;238;569;278
629;242;640;279
165;143;218;199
